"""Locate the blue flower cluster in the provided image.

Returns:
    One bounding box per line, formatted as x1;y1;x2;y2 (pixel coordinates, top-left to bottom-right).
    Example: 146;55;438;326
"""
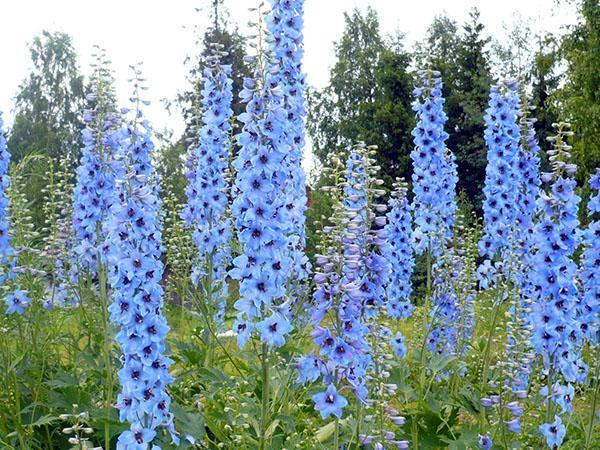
0;112;15;287
0;112;29;315
300;144;389;419
384;180;414;320
410;70;457;257
265;0;310;281
479;80;522;260
182;53;233;320
498;99;542;425
426;218;477;367
580;169;599;343
427;246;462;357
531;124;584;448
106;98;177;448
71;69;120;279
514;104;541;259
230;49;293;349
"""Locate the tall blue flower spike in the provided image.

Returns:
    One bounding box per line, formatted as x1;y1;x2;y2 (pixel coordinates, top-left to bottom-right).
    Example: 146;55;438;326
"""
0;111;23;314
410;70;457;257
300;144;389;418
230;12;294;349
71;49;120;283
427;245;462;358
182;47;233;322
385;180;414;321
495;93;542;436
424;214;477;377
531;123;584;448
581;169;599;344
107;69;177;449
265;0;310;282
479;79;522;262
0;112;13;271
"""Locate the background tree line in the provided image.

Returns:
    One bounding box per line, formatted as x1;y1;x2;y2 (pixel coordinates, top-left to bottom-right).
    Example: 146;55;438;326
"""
2;0;598;232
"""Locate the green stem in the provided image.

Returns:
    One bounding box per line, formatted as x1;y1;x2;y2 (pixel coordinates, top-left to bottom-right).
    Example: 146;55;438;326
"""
98;262;113;450
333;417;339;450
546;364;554;424
259;343;270;450
585;351;600;449
203;254;214;368
13;368;28;450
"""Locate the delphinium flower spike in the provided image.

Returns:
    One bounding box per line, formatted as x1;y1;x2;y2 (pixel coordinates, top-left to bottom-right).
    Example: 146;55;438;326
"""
478;79;522;268
299;147;373;412
491;91;542;438
384;179;414;322
182;45;233;323
265;0;310;283
426;243;462;359
531;123;583;448
230;8;294;349
107;68;177;449
71;48;120;284
0;112;14;274
580;169;599;344
0;111;23;314
410;69;456;258
301;144;401;446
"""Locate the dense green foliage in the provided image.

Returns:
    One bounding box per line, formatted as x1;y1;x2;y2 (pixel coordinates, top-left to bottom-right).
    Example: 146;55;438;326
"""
556;0;600;189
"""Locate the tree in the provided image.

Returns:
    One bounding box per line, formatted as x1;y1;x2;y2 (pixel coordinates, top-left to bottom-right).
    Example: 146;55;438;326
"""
8;31;86;230
491;14;536;81
307;8;414;186
555;0;600;189
9;30;85;162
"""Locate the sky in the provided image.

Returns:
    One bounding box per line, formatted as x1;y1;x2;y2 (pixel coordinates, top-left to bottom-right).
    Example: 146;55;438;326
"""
0;0;579;151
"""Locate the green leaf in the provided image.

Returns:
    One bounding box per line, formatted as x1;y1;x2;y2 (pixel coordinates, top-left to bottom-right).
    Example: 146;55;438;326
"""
24;414;57;428
428;354;457;373
170;402;205;442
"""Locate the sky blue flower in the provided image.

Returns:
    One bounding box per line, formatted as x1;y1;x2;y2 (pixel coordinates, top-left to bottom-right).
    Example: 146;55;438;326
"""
256;312;293;348
0;113;30;315
312;384;348;419
117;425;156;450
539;415;566;449
505;417;521;433
5;289;30;315
297;353;322;384
301;145;391;422
427;245;463;358
478;434;492;450
391;332;407;358
182;52;233;323
410;70;457;257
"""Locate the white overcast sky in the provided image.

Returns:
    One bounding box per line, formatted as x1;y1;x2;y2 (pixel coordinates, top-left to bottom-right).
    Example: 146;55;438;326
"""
0;0;578;142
